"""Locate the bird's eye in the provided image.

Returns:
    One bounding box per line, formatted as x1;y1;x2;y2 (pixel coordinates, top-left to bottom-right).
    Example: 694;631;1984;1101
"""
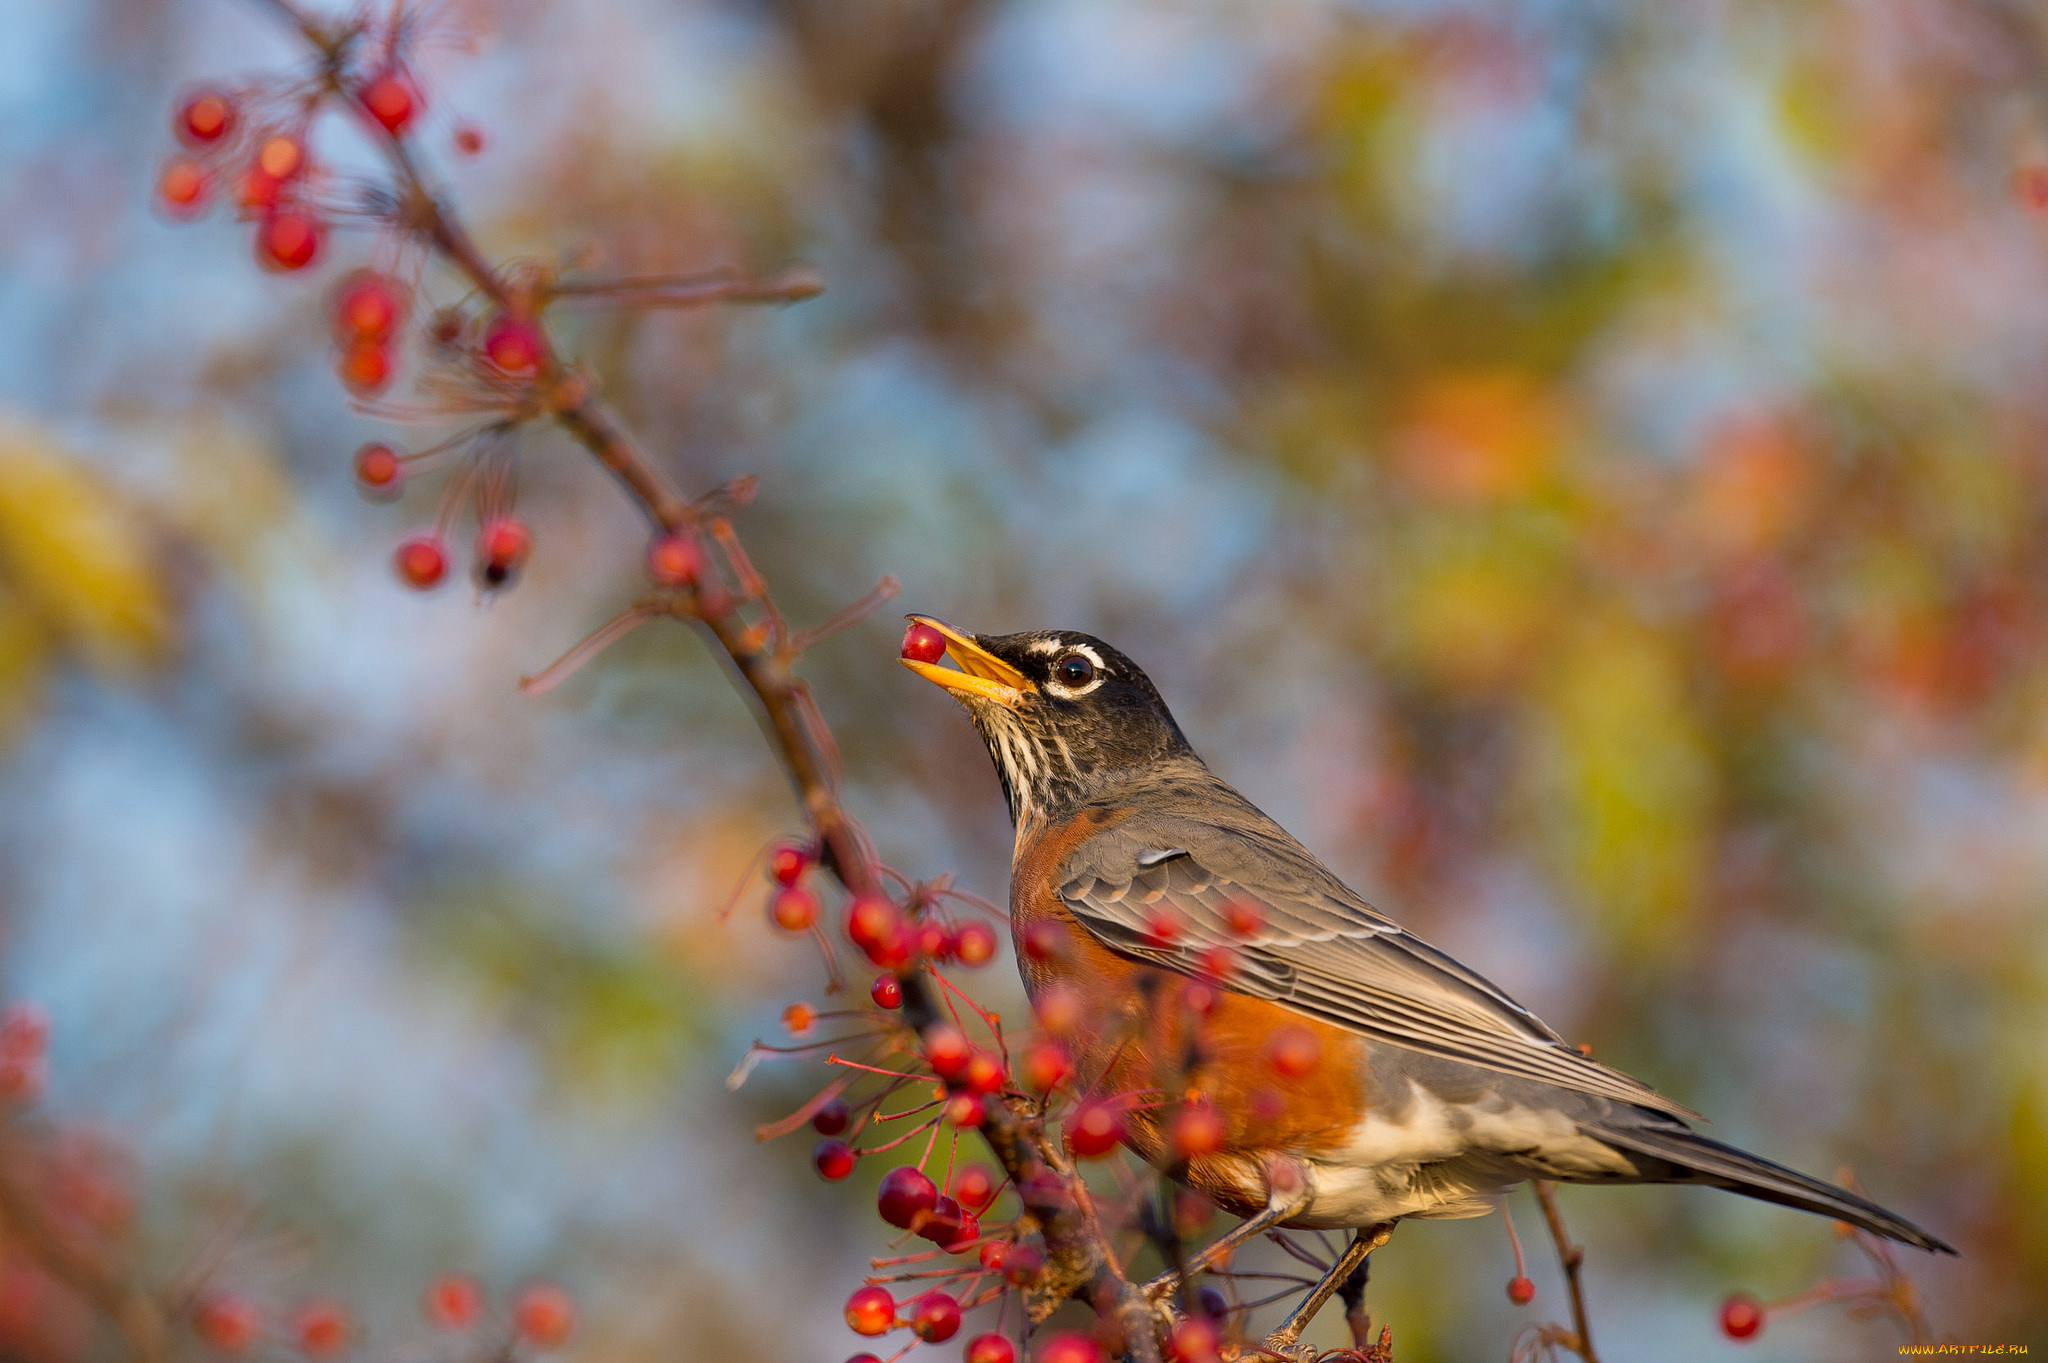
1053;653;1095;688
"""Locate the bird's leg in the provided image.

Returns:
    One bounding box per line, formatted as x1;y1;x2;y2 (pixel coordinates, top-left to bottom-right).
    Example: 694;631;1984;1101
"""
1141;1168;1314;1302
1261;1223;1393;1356
1336;1244;1372;1346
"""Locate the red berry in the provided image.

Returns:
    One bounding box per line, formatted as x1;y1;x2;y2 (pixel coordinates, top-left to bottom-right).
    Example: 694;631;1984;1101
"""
812;1096;850;1135
1222;897;1264;936
783;1002;815;1033
916;919;953;961
646;532;702;588
901;621;947;664
175;89;237;146
395;534;449;590
256;134;305;181
158;157;209;217
481;313;545;375
909;1292;961;1344
1033;986;1083;1035
870;974;902;1009
194;1294;260;1354
1036;1332;1107;1363
943;1091;986;1128
476;517;533;588
1169;1099;1225;1159
256;210;321;272
292;1299;351;1358
977;1242;1007;1272
953;1163;998;1211
1065;1100;1122;1159
333;271;406;344
1168;1318;1220;1363
1022;919;1069;961
511;1283;574;1349
952;920;997;967
1267;1026;1322;1078
1720;1292;1764;1341
0;1005;49;1061
848;1357;885;1363
353;443;403;494
423;1275;481;1330
876;1166;939;1230
937;1212;980;1254
453;125;485;156
1506;1275;1535;1306
1142;907;1183;946
846;894;911;968
337;342;393;395
768;885;819;933
924;1026;971;1082
1000;1244;1044;1287
813;1138;856;1181
843;1285;895;1337
766;841;810;885
0;1054;45;1103
965;1334;1016;1363
2018;165;2048;211
962;1049;1006;1094
357;71;420;135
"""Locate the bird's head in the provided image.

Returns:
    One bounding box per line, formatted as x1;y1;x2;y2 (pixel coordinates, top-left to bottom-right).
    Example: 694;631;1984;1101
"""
899;616;1191;826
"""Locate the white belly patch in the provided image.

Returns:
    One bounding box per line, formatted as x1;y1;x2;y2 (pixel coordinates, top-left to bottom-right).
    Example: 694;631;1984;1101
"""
1293;1081;1637;1228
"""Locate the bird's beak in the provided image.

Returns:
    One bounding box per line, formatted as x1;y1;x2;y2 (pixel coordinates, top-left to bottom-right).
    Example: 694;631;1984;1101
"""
900;616;1032;710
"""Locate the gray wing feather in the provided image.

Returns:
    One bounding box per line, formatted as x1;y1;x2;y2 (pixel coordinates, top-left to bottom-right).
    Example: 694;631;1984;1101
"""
1057;780;1699;1120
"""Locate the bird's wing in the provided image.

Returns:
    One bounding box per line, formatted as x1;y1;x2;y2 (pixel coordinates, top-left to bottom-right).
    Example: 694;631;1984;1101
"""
1057;796;1699;1119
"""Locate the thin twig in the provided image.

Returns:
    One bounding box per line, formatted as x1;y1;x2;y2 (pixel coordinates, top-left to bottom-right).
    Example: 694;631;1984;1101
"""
1532;1181;1598;1363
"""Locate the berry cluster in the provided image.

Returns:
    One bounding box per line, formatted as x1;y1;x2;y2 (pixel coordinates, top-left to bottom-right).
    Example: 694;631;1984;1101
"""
189;1276;573;1357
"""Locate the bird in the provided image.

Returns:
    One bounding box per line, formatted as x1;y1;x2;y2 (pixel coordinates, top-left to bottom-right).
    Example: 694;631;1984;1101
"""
899;616;1954;1350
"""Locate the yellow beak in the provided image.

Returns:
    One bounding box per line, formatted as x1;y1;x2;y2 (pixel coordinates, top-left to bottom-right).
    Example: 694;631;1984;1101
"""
899;616;1031;709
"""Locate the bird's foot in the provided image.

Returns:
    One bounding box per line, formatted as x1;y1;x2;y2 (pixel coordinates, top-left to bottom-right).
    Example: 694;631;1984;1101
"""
1249;1332;1314;1362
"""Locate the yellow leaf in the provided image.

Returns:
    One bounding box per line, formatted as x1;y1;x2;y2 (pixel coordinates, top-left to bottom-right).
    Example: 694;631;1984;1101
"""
0;416;172;673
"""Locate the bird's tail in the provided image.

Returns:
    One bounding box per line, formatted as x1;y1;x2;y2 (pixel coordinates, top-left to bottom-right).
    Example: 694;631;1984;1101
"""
1586;1120;1955;1254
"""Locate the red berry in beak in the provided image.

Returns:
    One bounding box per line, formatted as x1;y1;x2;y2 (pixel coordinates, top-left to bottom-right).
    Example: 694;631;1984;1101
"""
901;621;947;664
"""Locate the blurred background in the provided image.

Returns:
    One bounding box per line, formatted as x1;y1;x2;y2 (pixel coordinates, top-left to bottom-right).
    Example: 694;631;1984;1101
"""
2;0;2045;1358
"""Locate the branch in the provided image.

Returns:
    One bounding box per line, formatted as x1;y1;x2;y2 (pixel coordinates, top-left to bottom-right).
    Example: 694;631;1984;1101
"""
1532;1181;1598;1363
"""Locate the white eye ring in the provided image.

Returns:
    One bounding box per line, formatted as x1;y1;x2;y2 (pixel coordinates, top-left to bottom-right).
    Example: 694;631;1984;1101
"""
1044;645;1106;699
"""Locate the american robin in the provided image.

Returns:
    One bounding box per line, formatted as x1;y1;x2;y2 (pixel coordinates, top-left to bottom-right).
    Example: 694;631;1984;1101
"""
901;617;1953;1348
